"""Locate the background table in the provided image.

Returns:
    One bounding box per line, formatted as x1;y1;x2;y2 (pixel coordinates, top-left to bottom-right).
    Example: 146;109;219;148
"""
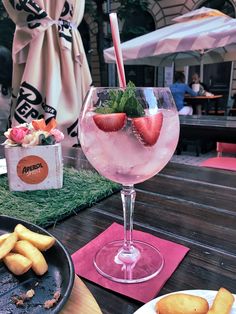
185;94;223;115
47;147;236;314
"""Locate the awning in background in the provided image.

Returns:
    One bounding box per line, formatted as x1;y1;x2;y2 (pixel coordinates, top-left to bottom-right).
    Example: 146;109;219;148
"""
104;7;236;73
3;0;92;146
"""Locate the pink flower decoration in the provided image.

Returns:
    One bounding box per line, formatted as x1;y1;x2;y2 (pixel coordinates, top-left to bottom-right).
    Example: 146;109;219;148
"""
9;127;30;144
50;129;64;143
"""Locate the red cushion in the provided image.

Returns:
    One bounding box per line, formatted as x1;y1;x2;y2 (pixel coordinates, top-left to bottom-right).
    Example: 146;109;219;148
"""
200;157;236;171
217;142;236;153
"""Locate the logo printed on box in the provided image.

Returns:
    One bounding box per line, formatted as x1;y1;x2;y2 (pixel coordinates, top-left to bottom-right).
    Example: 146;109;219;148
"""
17;155;49;184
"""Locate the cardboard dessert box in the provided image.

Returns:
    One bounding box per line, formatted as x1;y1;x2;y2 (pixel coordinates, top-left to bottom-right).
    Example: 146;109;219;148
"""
4;143;63;191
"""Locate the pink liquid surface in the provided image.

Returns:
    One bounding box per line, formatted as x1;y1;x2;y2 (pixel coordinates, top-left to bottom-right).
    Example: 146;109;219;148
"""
80;109;179;185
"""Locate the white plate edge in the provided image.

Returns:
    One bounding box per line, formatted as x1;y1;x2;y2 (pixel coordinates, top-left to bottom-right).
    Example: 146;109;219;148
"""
133;289;236;314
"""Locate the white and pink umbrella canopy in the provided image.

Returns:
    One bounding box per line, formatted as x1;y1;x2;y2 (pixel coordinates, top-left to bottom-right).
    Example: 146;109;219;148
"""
3;0;92;146
104;7;236;69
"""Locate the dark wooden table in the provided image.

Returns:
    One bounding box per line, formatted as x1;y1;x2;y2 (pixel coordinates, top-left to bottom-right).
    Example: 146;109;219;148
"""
1;146;236;313
184;94;223;115
49;147;236;313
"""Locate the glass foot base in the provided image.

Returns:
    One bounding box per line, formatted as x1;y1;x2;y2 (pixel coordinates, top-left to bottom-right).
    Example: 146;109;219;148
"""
94;240;164;283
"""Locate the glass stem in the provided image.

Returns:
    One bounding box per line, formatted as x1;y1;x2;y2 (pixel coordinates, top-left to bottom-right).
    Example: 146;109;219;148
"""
121;185;136;253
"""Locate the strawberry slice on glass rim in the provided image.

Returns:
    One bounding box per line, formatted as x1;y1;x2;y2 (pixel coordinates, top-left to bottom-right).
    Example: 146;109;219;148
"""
132;112;163;146
93;113;127;132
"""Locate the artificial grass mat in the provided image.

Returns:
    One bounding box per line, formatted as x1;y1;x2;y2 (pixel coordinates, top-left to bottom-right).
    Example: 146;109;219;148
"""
0;167;120;228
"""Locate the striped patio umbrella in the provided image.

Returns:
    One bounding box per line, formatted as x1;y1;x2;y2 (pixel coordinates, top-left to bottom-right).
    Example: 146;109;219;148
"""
104;7;236;79
3;0;92;146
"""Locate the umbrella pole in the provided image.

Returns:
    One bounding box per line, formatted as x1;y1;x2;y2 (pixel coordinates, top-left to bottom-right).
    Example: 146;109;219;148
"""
154;66;157;86
229;61;234;100
200;54;204;82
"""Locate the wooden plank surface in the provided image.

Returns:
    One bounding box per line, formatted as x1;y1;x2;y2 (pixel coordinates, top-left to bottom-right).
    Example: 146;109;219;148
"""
47;153;236;314
1;144;236;314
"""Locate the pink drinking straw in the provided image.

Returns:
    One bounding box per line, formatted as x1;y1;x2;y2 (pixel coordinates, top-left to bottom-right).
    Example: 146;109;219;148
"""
109;13;127;88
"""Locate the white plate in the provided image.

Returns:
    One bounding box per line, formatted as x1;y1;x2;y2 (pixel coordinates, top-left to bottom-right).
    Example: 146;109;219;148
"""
134;289;236;314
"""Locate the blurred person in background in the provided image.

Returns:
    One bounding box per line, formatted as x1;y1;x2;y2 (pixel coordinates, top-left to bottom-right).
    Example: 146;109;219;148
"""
189;73;210;115
189;73;209;93
0;46;12;133
170;71;197;115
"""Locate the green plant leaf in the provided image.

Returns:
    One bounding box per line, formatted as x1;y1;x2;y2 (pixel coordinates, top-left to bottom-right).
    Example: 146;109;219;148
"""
94;82;144;117
39;135;56;145
123;95;145;117
95;106;116;114
38;134;46;145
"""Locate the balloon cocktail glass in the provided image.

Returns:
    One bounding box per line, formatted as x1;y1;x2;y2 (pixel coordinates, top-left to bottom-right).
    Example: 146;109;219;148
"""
79;83;179;283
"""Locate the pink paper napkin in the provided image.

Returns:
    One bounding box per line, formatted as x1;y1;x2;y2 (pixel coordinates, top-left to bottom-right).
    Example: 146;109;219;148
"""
72;223;189;303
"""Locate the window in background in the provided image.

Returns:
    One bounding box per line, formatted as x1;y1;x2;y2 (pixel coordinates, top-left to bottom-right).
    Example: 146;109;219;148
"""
190;0;236;100
122;10;156;86
202;0;235;17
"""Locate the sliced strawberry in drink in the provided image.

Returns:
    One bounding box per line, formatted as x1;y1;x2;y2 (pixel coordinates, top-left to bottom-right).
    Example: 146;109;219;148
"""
93;113;127;132
132;112;163;146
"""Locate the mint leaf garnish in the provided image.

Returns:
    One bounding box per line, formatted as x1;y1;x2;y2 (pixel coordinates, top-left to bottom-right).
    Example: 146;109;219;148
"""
95;107;115;114
123;96;144;117
95;81;144;117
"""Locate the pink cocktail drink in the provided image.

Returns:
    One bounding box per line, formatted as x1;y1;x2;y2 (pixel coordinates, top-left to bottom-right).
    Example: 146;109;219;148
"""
80;109;179;185
79;85;180;283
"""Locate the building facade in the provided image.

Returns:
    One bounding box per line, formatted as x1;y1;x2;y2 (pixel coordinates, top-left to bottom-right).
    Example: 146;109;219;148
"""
83;0;236;100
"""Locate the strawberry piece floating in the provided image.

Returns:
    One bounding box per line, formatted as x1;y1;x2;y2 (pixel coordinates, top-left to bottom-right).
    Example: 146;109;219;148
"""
93;113;127;132
132;112;163;146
